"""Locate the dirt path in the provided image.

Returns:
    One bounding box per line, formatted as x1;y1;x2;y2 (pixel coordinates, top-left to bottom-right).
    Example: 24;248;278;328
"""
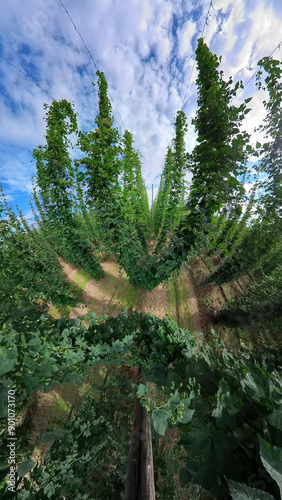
56;257;205;337
140;282;170;319
188;256;256;347
59;257;174;321
184;267;205;335
57;259;142;320
164;265;205;339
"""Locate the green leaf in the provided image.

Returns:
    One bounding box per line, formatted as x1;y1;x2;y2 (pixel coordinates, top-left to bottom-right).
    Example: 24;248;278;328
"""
151;408;171;436
87;312;96;326
174;460;180;473
167;389;181;410
245;97;252;103
179;467;192;486
220;145;232;153
180;418;211;455
212;381;243;419
28;337;41;349
40;432;55;444
179;408;195;424
137;384;147;398
228;176;240;188
44;481;56;498
180;419;237;470
197;134;205;143
227;479;275;499
18;460;36;478
0;346;18;376
266;409;282;431
77;172;85;182
259;438;282;497
194;398;209;417
241;365;273;405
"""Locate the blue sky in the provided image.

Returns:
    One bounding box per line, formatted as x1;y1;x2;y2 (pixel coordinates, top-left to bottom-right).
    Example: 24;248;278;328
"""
0;0;282;218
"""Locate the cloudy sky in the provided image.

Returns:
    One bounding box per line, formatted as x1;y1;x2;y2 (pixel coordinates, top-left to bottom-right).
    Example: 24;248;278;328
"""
0;0;282;217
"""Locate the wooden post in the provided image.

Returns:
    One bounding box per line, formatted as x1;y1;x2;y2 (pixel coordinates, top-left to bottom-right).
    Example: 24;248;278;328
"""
124;397;155;500
139;403;155;499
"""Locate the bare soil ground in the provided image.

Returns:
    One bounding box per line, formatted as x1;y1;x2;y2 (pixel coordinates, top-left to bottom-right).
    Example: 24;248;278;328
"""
46;253;274;376
57;258;142;320
189;256;255;348
140;282;170;319
166;265;205;342
57;257;205;337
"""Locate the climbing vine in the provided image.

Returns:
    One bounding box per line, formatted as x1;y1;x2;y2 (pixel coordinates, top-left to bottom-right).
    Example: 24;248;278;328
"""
0;37;282;500
0;310;281;499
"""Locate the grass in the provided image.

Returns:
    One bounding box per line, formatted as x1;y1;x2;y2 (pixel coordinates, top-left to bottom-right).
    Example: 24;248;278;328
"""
167;281;176;317
167;270;194;333
189;254;281;350
49;267;91;319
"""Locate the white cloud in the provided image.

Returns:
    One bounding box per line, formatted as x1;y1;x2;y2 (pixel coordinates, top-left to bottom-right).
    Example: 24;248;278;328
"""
0;0;281;211
140;0;154;32
178;19;197;58
0;156;35;194
23;208;36;221
220;0;246;55
244;181;256;195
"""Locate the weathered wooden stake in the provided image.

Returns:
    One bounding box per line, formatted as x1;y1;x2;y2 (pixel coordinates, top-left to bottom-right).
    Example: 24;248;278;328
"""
124;397;155;500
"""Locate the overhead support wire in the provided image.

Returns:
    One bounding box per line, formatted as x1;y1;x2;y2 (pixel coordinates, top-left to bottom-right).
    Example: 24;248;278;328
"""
0;54;90;133
181;0;213;111
58;0;98;71
0;55;55;101
181;60;196;111
0;141;31;152
0;139;87;154
232;40;282;102
59;0;126;131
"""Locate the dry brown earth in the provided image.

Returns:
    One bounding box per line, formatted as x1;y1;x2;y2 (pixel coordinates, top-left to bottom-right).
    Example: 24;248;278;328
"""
58;258;206;338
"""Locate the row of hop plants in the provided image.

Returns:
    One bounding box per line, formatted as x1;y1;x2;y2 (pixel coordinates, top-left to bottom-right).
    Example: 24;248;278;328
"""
0;307;281;499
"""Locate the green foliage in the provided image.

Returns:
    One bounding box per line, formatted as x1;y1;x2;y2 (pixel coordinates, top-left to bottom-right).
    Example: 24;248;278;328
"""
78;71;122;208
1;38;282;500
227;439;282;499
259;438;282;497
75;72;151;283
256;57;282;220
152;408;171;436
1;310;281;499
17;460;36;479
228;480;276;500
0;190;77;326
153;147;174;243
154;110;188;253
122;129;151;249
8;40;257;292
191;38;249;213
18;383;132;499
218;265;282;330
33;99;104;280
201;55;282;335
206;182;255;261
